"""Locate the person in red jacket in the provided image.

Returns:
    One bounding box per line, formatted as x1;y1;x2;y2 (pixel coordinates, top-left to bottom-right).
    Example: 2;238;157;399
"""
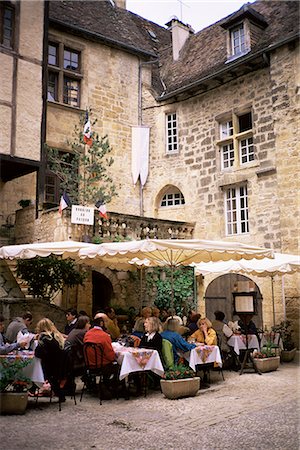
83;314;119;398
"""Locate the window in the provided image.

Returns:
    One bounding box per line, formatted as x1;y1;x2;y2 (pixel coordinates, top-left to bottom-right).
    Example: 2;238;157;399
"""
0;3;15;49
161;188;185;207
47;41;82;107
166;113;178;153
231;24;246;56
45;151;77;205
225;184;248;235
218;111;254;170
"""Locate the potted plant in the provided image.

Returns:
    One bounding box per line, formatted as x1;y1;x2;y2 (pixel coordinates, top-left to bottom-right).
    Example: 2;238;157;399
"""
272;320;297;362
0;357;31;414
160;364;200;399
252;348;280;373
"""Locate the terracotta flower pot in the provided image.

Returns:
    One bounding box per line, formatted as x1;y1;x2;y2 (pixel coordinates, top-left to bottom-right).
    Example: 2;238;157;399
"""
253;356;280;373
0;392;28;414
160;377;200;399
280;348;297;362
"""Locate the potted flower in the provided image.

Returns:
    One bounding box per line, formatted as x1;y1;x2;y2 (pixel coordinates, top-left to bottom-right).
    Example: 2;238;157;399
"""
272;321;297;362
160;364;200;399
0;357;31;414
252;347;280;373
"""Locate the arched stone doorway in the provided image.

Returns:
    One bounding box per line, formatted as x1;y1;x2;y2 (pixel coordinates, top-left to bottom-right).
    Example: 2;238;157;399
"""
205;274;263;329
92;271;113;316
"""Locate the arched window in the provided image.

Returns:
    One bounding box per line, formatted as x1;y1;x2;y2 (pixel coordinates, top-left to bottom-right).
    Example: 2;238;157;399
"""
160;188;185;207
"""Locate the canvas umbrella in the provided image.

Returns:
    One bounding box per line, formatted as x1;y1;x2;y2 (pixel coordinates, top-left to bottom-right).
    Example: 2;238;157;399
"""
0;240;96;260
77;238;273;310
194;253;300;325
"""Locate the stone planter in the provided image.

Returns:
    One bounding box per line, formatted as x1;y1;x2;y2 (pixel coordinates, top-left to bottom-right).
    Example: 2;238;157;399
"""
0;392;28;414
160;377;200;399
280;348;297;362
253;356;280;373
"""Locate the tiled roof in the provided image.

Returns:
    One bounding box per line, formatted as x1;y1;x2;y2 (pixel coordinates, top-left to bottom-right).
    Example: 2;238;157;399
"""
49;0;171;58
49;1;299;99
159;1;299;98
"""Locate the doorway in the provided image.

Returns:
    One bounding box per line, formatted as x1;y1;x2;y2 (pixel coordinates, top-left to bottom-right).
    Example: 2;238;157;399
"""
92;271;113;316
204;274;263;328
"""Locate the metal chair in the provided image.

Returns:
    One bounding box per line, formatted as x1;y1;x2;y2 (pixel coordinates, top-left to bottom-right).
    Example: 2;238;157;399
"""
80;342;105;404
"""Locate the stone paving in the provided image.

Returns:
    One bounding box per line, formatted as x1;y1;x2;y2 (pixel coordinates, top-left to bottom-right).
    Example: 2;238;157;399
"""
1;356;299;450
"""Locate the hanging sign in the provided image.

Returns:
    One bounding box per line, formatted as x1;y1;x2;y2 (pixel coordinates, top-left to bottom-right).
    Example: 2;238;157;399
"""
71;205;94;225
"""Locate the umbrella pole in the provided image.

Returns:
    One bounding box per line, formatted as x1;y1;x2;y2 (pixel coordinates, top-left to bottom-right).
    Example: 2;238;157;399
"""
282;275;286;321
271;276;275;326
171;263;174;312
140;268;143;311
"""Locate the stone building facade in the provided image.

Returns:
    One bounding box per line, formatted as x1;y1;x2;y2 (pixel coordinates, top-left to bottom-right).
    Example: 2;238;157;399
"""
0;1;299;339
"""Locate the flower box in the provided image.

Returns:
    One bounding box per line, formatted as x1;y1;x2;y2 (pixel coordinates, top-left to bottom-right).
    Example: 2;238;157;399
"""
160;377;200;399
253;356;280;373
280;348;297;362
0;392;28;414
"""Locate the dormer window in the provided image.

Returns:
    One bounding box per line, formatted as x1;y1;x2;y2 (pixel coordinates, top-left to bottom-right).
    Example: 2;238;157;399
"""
231;24;245;56
220;5;268;62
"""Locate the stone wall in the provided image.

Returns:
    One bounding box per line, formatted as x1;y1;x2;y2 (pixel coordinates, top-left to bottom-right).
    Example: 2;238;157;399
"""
0;297;66;335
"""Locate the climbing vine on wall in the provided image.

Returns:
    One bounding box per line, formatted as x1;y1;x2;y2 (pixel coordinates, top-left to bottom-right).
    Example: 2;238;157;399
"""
145;266;195;315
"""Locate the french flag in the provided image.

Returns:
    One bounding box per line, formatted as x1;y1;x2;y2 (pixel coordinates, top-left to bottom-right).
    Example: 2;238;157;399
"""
59;192;71;215
95;200;108;220
83;110;93;147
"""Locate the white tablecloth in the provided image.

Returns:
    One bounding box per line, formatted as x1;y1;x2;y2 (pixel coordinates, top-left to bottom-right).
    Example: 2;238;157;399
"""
227;335;260;355
182;345;222;372
1;351;45;387
112;343;164;380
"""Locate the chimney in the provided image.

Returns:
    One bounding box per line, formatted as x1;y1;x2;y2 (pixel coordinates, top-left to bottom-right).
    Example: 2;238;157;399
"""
166;17;194;61
114;0;126;8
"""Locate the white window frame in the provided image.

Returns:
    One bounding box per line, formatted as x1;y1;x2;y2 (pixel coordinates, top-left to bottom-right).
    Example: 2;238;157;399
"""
166;113;178;153
225;184;249;235
221;142;235;169
231;24;246;56
239;136;254;164
160;189;185;207
218;111;254;170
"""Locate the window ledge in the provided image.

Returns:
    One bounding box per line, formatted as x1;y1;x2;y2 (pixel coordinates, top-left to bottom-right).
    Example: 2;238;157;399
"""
225;49;251;64
256;166;276;178
47;100;84;113
165;151;179;156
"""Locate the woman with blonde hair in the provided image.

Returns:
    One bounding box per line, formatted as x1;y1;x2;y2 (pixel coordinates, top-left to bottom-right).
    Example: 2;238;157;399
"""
139;316;163;356
35;318;68;402
189;317;217;346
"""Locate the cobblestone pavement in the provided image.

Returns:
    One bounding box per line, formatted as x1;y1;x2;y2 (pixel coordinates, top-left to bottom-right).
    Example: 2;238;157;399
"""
1;356;299;450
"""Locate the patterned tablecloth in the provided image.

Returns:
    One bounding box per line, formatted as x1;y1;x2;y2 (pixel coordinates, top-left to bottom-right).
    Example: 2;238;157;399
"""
182;345;222;372
112;343;164;380
0;351;45;387
227;335;260;355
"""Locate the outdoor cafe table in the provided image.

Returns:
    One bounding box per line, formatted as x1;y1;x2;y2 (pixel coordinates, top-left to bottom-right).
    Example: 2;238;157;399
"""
0;351;45;387
181;345;222;371
227;334;260;355
112;343;164;380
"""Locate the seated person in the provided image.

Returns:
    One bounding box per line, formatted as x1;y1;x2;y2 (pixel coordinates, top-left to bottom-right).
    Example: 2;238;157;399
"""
0;314;27;354
132;307;152;338
238;315;258;335
64;315;91;376
161;318;196;363
212;311;233;352
103;307;121;341
83;315;119;396
5;311;33;343
189;317;217;346
187;312;201;334
139;317;162;358
35;318;67;402
64;308;78;335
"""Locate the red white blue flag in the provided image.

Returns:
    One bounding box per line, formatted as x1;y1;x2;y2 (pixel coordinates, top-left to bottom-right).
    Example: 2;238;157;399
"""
95;200;108;220
59;192;71;215
83;110;93;147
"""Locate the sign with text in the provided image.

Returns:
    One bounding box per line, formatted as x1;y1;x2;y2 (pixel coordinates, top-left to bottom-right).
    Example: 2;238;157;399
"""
71;205;94;225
